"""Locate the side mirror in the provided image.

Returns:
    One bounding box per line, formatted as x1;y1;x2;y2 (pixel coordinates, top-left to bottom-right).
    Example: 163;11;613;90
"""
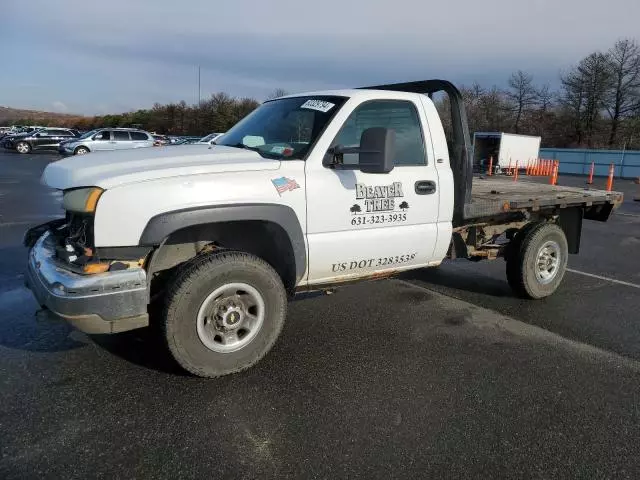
358;127;395;174
325;127;395;174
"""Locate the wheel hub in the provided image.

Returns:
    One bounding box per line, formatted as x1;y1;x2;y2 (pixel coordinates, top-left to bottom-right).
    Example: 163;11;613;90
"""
535;240;561;285
196;282;265;353
220;305;244;329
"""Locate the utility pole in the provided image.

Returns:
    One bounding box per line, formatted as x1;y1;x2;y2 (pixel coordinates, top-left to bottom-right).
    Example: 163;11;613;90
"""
196;65;201;135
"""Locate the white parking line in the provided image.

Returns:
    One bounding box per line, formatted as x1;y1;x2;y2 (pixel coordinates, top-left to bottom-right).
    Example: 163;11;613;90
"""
566;268;640;289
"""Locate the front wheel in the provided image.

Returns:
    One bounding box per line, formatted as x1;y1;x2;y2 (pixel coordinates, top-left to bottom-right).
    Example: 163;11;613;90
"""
162;250;287;377
506;223;568;299
74;146;90;155
15;142;31;154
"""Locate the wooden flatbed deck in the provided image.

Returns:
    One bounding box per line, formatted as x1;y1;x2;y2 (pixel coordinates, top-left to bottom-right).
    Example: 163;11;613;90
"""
463;177;624;220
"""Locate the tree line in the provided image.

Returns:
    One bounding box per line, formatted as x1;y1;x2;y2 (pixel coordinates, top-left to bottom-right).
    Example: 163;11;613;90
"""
9;93;261;137
436;38;640;149
7;38;640;148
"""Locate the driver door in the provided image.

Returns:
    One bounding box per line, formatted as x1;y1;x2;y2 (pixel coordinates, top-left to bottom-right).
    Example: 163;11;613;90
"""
304;96;441;285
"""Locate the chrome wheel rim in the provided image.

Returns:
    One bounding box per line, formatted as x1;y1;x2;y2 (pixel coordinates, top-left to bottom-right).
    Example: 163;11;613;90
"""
16;143;29;153
535;240;561;284
196;282;265;353
76;148;88;155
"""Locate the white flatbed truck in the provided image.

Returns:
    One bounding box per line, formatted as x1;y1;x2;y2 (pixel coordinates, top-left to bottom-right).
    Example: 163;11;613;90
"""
24;79;623;377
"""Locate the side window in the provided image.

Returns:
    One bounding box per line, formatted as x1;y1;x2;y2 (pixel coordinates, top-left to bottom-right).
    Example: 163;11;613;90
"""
94;131;110;141
130;131;148;141
113;131;130;141
333;100;427;166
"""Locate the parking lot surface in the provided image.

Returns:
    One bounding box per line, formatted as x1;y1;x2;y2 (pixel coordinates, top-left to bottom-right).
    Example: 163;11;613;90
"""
1;151;639;478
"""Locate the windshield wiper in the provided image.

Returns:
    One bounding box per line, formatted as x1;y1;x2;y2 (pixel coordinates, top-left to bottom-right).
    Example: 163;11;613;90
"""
225;142;282;159
228;142;260;152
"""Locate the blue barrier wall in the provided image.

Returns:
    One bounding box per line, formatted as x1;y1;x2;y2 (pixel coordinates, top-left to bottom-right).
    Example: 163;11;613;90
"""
539;148;640;179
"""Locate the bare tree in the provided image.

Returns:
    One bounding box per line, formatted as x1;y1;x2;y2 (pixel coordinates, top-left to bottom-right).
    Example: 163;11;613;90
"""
561;52;612;146
479;86;510;132
560;69;586;144
266;88;289;100
507;70;538;133
605;39;640;146
581;53;613;146
536;84;554;113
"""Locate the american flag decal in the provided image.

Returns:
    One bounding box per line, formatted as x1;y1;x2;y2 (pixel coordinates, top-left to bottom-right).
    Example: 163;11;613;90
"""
271;177;300;196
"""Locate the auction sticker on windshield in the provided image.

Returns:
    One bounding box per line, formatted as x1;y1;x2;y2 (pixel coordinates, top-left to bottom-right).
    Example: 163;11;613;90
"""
300;99;335;113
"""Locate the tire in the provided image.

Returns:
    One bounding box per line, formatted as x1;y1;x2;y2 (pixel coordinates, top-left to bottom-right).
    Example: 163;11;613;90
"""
162;250;287;378
506;223;568;299
15;141;31;154
74;146;90;155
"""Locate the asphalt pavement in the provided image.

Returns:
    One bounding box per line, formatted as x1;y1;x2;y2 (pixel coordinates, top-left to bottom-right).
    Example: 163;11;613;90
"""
1;150;639;479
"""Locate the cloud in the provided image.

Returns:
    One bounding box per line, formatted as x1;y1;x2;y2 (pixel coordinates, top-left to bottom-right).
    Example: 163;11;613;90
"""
1;0;639;113
52;101;69;113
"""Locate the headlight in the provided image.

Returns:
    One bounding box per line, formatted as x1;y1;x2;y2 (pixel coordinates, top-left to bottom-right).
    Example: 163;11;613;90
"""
62;187;104;213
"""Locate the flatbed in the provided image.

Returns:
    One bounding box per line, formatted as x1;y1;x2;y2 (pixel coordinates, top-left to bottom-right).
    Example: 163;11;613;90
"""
463;177;624;221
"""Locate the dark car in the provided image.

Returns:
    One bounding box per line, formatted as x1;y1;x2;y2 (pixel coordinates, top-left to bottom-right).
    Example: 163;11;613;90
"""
170;136;202;145
2;128;80;154
152;134;170;146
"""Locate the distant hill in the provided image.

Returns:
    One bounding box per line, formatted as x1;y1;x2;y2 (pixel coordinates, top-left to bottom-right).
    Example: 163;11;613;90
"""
0;106;86;126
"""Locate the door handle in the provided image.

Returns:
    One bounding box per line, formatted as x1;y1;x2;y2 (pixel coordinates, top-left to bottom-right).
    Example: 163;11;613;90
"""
415;180;436;195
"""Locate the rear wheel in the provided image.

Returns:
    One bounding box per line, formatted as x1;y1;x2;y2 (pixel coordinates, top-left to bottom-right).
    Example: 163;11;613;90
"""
15;142;31;154
74;146;89;155
162;250;287;378
506;223;568;299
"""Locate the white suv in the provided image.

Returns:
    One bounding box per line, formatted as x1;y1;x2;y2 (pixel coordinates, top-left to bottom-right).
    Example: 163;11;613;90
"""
59;128;154;155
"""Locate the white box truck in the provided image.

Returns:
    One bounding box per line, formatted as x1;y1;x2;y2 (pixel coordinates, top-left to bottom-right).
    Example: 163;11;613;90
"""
473;132;541;174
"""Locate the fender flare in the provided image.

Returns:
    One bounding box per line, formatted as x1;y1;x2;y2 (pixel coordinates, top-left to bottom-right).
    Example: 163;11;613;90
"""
139;203;306;282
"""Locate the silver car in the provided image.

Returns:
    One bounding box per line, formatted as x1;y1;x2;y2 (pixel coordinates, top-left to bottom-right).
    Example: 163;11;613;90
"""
59;128;154;155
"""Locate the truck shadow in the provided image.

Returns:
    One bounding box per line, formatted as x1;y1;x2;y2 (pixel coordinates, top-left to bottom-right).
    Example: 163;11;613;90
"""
401;263;514;298
89;327;189;376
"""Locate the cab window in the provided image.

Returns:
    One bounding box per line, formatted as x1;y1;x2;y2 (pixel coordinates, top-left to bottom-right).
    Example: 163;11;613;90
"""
333;100;427;166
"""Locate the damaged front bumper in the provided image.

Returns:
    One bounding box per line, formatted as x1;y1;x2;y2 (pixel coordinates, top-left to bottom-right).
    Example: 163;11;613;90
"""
25;228;149;334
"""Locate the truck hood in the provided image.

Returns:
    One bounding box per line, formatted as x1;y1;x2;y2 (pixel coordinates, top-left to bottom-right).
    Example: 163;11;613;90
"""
42;145;281;190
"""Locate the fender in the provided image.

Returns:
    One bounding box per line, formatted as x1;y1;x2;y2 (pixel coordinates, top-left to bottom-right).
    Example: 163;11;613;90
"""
138;203;306;282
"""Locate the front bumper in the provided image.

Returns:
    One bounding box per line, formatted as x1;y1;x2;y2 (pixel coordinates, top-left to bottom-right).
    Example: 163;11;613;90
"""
58;144;74;155
25;230;149;334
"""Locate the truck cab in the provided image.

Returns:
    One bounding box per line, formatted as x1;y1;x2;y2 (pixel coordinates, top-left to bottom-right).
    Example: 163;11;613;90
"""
24;80;623;378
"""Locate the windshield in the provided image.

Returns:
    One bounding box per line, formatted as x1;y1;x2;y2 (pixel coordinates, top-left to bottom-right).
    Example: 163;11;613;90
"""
216;96;347;159
78;129;99;139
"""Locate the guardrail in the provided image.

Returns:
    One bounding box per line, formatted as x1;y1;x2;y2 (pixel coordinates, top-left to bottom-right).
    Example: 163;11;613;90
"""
539;148;640;179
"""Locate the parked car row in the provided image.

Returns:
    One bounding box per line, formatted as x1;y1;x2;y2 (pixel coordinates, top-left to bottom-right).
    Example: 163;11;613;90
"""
1;127;79;153
1;125;225;155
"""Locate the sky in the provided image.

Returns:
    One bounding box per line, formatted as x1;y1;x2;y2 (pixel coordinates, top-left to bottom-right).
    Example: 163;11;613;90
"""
1;0;639;115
